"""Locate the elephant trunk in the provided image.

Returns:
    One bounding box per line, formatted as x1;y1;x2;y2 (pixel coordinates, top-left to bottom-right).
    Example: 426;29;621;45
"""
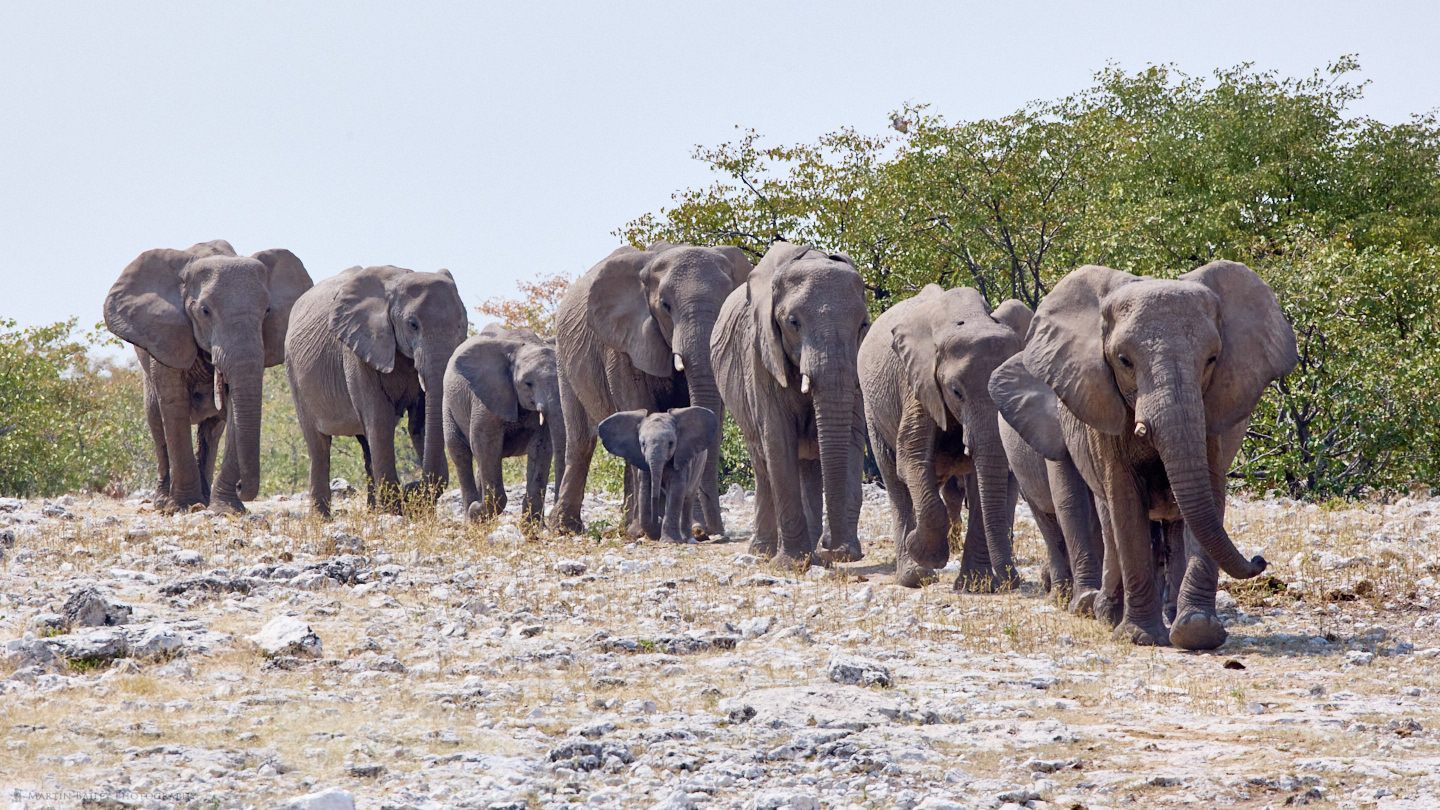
965;402;1016;584
645;444;668;533
807;338;859;556
673;310;725;533
228;367;264;501
545;403;566;500
1144;380;1266;580
209;335;265;503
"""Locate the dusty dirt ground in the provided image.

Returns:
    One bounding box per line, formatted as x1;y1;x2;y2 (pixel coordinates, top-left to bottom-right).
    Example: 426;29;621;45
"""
1;482;1438;810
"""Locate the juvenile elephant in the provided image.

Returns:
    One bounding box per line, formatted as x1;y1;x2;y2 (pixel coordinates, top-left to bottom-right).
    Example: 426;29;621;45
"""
991;354;1105;613
858;284;1031;590
597;406;719;544
443;324;564;524
103;240;312;513
994;261;1297;649
551;242;750;538
712;242;869;568
285;265;468;518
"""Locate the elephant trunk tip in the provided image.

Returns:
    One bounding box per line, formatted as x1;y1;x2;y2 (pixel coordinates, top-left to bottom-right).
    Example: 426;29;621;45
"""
1134;420;1149;438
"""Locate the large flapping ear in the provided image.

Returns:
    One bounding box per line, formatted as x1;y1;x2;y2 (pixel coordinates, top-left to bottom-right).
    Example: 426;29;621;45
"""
330;266;404;373
991;299;1034;339
252;248;314;367
990;353;1067;461
597;409;649;471
711;245;753;290
749;242;814;387
1181;260;1300;434
103;248;198;370
890;296;950;430
1023;265;1136;435
669;406;720;469
452;337;523;422
587;248;672;378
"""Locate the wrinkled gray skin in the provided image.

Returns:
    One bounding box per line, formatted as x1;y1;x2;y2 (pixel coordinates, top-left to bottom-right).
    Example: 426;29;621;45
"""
443;324;565;525
992;353;1105;614
551;242;750;538
285;265;468;518
859;285;1031;591
996;261;1297;650
103;240;312;514
597;406;719;544
712;243;870;568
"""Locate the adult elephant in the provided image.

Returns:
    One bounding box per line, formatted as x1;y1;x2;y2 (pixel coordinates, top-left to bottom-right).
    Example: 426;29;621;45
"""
991;353;1105;613
103;240;312;514
994;261;1296;649
712;242;869;568
443;324;564;525
285;265;467;518
550;242;750;537
858;284;1031;590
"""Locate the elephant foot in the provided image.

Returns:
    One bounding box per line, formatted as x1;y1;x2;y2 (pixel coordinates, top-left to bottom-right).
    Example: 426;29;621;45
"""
771;549;823;572
209;498;246;516
1163;601;1178;625
1040;567;1053;594
895;560;937;589
1093;593;1123;629
1168;611;1228;651
549;510;585;536
1114;620;1170;647
1068;589;1100;618
747;536;777;559
953;569;1000;593
817;538;864;565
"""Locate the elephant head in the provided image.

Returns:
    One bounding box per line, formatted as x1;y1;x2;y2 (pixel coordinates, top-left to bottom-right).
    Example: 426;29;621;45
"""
890;285;1031;582
451;327;566;494
597;406;719;540
749;242;870;554
330;265;469;497
103;239;313;502
1021;261;1297;579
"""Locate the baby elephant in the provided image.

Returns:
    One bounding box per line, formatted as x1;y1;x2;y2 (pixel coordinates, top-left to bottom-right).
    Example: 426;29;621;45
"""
598;407;719;544
443;325;565;524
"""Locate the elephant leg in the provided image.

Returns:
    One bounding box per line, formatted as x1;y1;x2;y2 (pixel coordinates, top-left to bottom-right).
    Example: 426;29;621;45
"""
1030;502;1071;604
1106;479;1169;647
747;434;779;558
870;427;911;553
446;410;480;521
522;427;552;527
356;413;401;514
153;363;203;513
303;428;334;520
1092;497;1124;628
941;475;965;527
956;471;1000;592
661;466;694;544
761;420;815;569
1050;457;1103;615
897;400;947;587
1160;520;1185;625
549;365;593;534
1168;448;1237;651
798;458;823;551
139;361;172;506
209;412;249;515
195;413;226;506
473;427;507;523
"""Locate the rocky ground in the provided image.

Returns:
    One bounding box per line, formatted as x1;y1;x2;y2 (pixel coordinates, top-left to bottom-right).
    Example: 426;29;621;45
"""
2;482;1439;810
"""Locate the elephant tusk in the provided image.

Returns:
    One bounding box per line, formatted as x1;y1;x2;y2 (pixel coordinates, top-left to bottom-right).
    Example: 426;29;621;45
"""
1134;421;1149;438
213;370;226;411
538;411;545;426
673;353;685;372
800;374;811;394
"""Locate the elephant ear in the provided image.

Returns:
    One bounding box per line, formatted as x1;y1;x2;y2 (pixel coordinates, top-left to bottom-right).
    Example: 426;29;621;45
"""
597;409;649;471
990;353;1067;462
1181;260;1300;434
331;266;402;374
103;248;198;370
587;248;672;378
252;248;314;367
1024;265;1136;435
991;299;1033;339
711;245;753;289
748;242;814;387
890;297;949;431
453;337;523;422
669;406;719;469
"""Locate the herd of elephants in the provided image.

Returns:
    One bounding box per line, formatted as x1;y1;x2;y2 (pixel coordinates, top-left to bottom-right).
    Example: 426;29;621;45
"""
101;238;1299;651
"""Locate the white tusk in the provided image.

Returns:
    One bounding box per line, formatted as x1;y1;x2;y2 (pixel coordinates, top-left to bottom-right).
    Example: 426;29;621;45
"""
538;412;545;426
1134;421;1149;438
673;353;685;372
800;374;811;394
213;371;225;411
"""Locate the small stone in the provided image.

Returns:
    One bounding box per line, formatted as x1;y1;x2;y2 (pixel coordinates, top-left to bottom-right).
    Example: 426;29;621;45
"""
624;698;658;715
62;586;131;629
555;559;588;576
1246;701;1267;714
852;585;874;606
250;615;322;659
740;616;773;639
826;653;892;687
1345;650;1375;666
1214;590;1238;610
344;761;385;778
173;549;204;567
748;790;820;810
279;787;356;810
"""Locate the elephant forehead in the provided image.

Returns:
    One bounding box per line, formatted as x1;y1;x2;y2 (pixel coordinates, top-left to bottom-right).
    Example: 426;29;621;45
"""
777;261;865;306
1103;279;1218;326
640;413;677;436
182;258;268;298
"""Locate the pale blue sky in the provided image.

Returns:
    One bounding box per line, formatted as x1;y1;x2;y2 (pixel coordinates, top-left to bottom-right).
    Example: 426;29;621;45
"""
3;1;1437;337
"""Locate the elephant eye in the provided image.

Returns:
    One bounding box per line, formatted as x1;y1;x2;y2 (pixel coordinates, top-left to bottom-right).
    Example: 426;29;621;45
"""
408;317;420;330
956;320;965;327
661;300;671;312
1206;355;1218;366
200;305;211;318
1117;355;1133;368
787;316;800;329
952;386;963;400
